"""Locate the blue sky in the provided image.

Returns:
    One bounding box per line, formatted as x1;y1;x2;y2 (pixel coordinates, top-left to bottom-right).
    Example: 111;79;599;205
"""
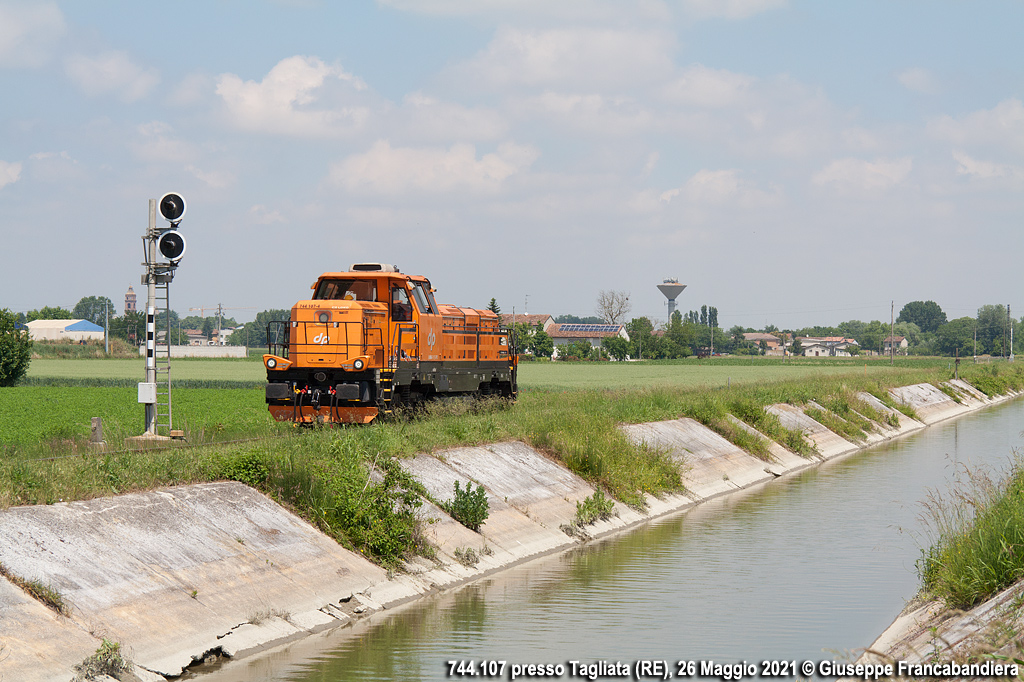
2;0;1022;329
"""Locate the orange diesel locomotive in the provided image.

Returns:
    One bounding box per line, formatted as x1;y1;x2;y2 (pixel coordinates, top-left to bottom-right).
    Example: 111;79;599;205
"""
264;264;517;424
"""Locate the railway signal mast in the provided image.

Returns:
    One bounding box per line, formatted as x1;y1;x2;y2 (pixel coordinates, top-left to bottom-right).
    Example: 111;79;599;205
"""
138;193;187;438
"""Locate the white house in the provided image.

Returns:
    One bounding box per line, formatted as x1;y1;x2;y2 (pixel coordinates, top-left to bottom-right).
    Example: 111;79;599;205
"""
798;336;858;357
883;335;909;355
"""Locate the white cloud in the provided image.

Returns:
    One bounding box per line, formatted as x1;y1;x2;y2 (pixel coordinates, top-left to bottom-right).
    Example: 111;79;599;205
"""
328;140;539;195
249;204;285;224
0;160;22;189
678;0;788;20
186;165;235;189
65;51;160;103
896;67;938;94
661;65;755;108
130;121;198;163
516;92;653;134
641;152;660;178
953;151;1024;184
378;0;670;22
812;157;913;192
660;168;781;206
928;99;1024;155
26;151;83;182
168;72;215;107
0;1;65;68
398;93;507;141
454;26;675;90
216;55;370;137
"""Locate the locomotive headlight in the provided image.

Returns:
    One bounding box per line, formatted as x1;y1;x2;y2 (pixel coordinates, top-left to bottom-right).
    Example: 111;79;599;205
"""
353;358;365;370
266;358;277;369
318;312;330;323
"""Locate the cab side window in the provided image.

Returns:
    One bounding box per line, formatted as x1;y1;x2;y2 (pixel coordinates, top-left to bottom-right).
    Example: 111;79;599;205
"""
391;287;412;321
410;282;435;314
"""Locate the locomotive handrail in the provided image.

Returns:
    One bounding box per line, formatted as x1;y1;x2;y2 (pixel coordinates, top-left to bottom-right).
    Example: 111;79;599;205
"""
267;319;386;360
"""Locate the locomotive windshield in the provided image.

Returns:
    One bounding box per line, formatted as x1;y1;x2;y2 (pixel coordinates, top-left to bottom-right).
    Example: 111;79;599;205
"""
313;279;377;302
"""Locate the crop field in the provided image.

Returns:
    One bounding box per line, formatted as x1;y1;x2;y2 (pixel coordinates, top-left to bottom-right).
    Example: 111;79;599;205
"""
516;356;952;391
0;385;273;451
23;355;955;390
3;353;1021;565
26;358;265;384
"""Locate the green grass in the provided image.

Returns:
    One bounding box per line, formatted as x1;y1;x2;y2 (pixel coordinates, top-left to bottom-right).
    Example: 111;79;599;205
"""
26;357;266;383
3;355;1021;566
918;459;1024;609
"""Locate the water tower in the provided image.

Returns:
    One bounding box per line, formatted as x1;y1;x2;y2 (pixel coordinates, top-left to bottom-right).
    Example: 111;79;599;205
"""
657;278;686;319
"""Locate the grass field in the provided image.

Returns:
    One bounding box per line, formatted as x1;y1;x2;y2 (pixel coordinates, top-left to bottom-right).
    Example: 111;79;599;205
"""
24;354;955;390
4;354;1021;565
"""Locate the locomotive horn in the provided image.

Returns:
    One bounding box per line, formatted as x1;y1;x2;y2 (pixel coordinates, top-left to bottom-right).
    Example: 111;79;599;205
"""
158;192;186;222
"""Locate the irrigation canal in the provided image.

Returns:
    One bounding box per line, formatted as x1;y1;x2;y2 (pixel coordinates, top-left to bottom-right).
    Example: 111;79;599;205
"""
192;398;1024;681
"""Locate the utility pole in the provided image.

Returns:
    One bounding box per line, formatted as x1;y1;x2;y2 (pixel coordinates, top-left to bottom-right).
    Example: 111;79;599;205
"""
1004;304;1009;360
890;300;895;366
1010;304;1015;362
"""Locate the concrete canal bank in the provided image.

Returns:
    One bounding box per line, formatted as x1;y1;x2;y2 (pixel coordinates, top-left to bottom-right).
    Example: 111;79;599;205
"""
1;380;1019;681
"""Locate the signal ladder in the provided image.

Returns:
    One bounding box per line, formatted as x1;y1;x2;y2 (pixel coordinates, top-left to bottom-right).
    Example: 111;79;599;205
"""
152;277;173;436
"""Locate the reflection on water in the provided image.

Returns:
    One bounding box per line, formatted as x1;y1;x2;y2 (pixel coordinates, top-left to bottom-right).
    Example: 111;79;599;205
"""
195;400;1024;682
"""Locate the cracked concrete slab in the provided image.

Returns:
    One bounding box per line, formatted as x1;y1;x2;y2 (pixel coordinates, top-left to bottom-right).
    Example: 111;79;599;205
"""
766;404;859;459
621;418;775;499
0;482;403;679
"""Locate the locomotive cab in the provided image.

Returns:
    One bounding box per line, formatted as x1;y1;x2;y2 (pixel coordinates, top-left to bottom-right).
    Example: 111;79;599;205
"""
264;263;516;424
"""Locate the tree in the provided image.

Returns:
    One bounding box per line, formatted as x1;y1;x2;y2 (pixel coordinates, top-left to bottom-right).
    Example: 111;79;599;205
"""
856;321;888;353
27;306;72;321
73;296;114;327
109;310;144;344
627;317;656;359
227;309;290;348
553;314;605;324
487;298;501;316
595;290;631;325
0;308;32;386
896;301;947;334
935;317;976;357
530;327;553;358
790;337;803;356
664;311;694;357
557;339;595;360
976;304;1008;356
602;336;630;361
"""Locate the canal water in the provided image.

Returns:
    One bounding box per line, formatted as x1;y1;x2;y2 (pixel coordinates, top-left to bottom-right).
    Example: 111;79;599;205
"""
194;399;1024;681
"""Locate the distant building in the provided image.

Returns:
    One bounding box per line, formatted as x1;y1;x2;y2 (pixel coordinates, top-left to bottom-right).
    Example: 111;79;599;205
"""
124;286;137;315
26;319;104;342
184;328;207;346
743;332;784;352
797;336;858;357
501;313;555;332
883;335;909;355
549;323;630;358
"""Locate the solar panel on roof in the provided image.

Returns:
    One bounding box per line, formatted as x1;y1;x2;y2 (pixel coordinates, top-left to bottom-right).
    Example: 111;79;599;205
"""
561;324;619;333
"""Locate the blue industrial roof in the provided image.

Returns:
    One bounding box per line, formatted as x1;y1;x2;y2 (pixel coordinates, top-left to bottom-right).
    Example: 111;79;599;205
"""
65;320;104;332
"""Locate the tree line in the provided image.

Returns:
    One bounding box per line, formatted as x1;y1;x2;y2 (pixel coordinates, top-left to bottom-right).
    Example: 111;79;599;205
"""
492;295;1024;360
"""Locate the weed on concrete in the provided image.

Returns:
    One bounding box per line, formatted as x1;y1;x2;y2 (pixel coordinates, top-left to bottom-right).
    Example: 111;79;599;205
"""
0;562;69;616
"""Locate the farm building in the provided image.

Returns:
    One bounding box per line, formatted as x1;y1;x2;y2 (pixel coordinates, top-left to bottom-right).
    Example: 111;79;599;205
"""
550;323;630;358
798;336;858;357
883;335;909;355
500;313;556;332
26;319;104;342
